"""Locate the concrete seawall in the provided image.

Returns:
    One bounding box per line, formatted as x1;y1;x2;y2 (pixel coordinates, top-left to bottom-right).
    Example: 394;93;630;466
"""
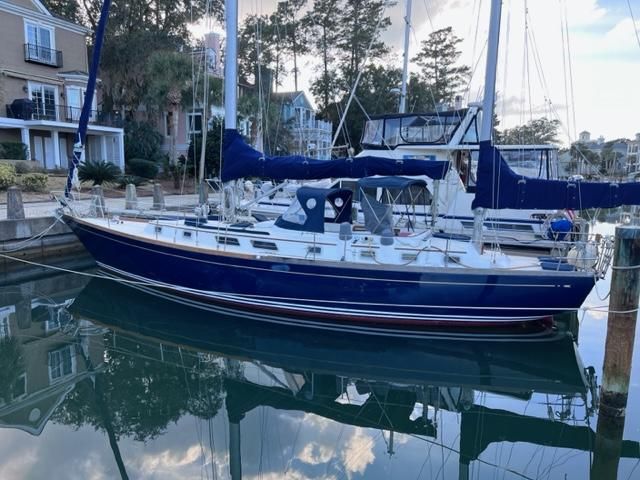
0;216;92;279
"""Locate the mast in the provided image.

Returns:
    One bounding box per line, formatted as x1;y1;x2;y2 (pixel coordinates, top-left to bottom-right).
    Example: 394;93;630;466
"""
472;0;502;247
64;0;111;198
480;0;502;142
224;0;238;131
399;0;412;114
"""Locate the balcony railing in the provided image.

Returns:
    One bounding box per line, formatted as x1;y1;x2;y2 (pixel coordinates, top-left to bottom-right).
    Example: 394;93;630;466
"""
5;102;123;128
291;119;333;132
24;43;63;67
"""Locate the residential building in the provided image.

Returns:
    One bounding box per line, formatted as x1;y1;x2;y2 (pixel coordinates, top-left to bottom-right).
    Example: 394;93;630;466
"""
273;91;332;160
0;274;103;436
0;0;124;170
159;32;224;161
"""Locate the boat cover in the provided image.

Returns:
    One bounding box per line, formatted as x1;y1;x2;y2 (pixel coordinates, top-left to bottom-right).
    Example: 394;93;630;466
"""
357;177;428;190
275;187;353;234
473;141;640;210
221;129;449;182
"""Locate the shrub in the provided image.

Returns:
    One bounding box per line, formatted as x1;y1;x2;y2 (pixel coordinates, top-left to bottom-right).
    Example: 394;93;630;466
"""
126;158;159;179
187;122;223;177
0;142;28;160
124;121;163;162
14;161;31;174
116;175;148;188
78;160;121;185
0;163;17;190
20;172;48;192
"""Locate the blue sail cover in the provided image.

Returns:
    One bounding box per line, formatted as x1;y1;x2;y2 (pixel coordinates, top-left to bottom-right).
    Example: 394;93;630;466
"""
472;141;640;210
221;129;449;182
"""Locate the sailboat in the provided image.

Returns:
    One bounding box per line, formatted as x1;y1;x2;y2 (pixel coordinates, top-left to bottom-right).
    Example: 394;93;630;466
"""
241;0;575;253
58;0;638;327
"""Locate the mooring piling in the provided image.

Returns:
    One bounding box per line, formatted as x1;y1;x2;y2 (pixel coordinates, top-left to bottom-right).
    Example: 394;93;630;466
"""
125;183;138;210
152;182;165;210
7;186;25;220
592;225;640;478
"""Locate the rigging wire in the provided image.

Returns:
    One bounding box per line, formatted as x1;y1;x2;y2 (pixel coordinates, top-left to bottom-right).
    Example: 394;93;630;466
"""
562;0;578;142
626;0;640;52
330;1;392;150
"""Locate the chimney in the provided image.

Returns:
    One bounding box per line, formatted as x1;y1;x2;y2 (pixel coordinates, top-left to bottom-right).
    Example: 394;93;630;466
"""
579;131;591;143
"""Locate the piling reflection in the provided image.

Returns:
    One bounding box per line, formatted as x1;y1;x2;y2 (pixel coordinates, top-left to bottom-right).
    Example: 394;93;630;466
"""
0;273;639;479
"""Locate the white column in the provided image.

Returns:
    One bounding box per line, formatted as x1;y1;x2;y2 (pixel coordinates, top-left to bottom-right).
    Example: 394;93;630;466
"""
51;130;60;167
20;128;31;160
100;135;108;162
117;132;125;171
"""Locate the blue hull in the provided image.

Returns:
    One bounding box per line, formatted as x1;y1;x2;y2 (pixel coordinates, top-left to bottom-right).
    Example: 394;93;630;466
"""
64;216;596;326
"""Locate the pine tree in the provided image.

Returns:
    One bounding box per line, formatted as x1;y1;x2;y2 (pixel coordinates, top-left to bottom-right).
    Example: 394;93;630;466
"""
303;0;342;115
412;27;470;109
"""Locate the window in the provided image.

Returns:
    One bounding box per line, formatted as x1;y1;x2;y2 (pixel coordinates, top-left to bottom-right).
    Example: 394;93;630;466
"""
65;87;96;122
206;48;217;73
252;240;278;251
187;112;202;135
12;373;27;400
217;236;240;246
0;306;14;339
30;83;57;120
48;345;76;383
25;21;54;64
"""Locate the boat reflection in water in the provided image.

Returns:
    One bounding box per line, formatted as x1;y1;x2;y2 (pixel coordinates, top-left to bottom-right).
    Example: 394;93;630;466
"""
1;273;639;479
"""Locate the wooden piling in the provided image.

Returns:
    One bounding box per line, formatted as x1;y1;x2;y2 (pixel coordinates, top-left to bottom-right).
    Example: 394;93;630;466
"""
592;225;640;478
7;186;25;220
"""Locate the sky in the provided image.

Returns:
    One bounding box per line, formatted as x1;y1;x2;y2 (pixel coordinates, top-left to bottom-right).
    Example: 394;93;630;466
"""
198;0;640;145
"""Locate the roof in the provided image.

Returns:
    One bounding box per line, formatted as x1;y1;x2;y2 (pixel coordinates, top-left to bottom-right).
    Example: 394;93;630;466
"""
58;70;89;76
272;91;304;103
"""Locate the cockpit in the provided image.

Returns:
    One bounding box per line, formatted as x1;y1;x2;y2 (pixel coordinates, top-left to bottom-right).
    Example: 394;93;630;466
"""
361;110;468;148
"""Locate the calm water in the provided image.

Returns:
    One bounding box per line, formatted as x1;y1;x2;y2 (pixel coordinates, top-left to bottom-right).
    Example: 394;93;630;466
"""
1;249;639;479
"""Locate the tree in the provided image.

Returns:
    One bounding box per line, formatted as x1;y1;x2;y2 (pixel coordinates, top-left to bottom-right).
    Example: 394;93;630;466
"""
187;120;225;178
412;27;470;109
78;0;214;113
239;92;296;156
42;0;81;22
327;64;402;151
600;142;625;178
336;0;395;88
143;51;192;164
303;0;342;115
569;142;600;177
123;120;164;162
270;1;309;91
0;338;23;405
498;118;561;145
52;331;224;442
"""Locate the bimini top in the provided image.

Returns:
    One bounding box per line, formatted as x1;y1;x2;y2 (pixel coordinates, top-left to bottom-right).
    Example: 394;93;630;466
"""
221;129;449;182
275;187;353;234
473;140;640;210
357;177;428;190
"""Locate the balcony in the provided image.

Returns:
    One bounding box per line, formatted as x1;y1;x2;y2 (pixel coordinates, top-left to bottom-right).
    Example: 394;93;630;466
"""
24;43;63;68
5;102;123;128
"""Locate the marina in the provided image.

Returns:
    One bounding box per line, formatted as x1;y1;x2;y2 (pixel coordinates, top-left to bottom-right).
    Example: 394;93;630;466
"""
1;0;640;477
